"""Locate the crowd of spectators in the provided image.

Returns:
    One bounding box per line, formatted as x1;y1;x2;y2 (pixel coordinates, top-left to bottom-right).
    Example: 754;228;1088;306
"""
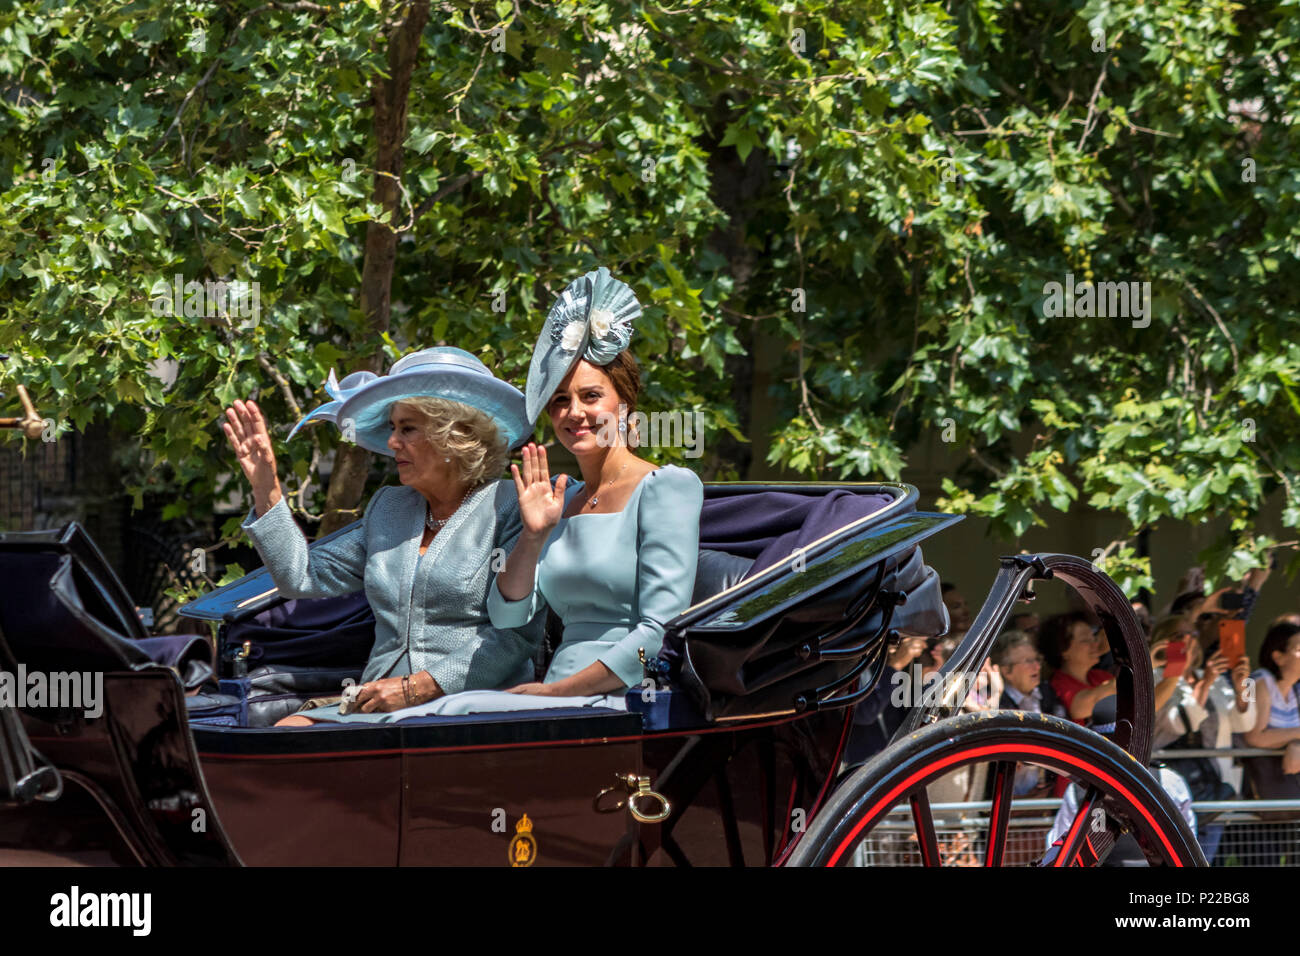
847;560;1300;864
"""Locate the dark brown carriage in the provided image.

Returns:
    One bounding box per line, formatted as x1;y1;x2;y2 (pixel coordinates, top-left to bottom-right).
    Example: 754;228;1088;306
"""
0;481;1204;867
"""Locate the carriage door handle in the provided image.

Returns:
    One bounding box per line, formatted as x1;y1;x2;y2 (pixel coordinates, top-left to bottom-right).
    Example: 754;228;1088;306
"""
593;772;671;823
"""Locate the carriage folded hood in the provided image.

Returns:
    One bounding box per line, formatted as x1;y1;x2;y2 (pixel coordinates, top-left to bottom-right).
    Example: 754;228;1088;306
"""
663;485;959;722
0;523;240;865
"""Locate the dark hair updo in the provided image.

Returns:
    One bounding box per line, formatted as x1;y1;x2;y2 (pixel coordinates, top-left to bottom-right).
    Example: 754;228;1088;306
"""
598;350;641;415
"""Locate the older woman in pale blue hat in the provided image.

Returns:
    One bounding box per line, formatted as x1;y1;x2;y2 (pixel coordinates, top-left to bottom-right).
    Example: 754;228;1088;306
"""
390;268;705;718
221;347;543;724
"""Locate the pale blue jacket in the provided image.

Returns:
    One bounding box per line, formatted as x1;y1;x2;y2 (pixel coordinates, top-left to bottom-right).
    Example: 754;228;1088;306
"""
487;466;703;687
242;480;542;693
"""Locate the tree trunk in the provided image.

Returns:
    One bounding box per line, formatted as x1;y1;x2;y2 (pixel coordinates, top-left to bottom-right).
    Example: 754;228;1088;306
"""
319;0;430;537
701;96;772;479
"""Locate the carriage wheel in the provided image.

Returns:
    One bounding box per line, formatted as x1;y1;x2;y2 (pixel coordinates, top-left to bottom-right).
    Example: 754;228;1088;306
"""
787;711;1205;867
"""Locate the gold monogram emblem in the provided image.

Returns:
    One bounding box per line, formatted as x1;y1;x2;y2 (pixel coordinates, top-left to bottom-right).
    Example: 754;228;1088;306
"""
508;813;537;867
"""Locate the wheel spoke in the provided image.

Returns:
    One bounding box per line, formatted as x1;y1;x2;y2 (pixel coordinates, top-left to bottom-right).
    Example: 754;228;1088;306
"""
1053;786;1101;867
909;790;943;867
984;761;1017;867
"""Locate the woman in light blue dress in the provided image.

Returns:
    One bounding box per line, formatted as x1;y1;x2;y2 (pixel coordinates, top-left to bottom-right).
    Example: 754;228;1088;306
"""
394;267;704;718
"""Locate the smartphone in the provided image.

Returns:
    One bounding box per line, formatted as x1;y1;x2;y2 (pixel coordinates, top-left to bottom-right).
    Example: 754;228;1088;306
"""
1164;639;1187;679
1218;590;1246;612
1219;619;1246;669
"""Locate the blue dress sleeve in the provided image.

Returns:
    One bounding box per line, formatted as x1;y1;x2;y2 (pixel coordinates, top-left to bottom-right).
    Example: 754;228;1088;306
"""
597;466;703;687
486;572;544;629
241;487;381;598
486;477;581;629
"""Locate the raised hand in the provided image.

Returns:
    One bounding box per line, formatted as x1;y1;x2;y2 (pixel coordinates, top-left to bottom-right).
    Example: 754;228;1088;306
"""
1204;651;1230;681
1230;655;1252;691
510;443;569;537
887;635;927;671
222;399;282;516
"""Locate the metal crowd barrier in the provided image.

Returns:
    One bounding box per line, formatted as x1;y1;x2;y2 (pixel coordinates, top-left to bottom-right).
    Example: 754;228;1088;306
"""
1151;747;1286;758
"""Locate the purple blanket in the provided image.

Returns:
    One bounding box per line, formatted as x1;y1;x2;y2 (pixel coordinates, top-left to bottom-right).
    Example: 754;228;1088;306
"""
701;488;897;573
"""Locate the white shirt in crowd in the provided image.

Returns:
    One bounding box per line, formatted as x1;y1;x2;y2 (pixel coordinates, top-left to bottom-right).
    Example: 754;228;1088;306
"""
1152;667;1256;796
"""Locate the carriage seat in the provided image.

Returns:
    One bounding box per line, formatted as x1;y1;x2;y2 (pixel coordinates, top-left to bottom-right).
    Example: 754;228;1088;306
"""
211;664;367;727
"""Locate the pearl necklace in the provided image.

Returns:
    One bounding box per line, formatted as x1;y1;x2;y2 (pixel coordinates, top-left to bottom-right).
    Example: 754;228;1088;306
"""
426;488;472;530
587;460;630;510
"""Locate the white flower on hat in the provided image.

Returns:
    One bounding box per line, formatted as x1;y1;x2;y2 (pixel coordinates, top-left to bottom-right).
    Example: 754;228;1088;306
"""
589;308;614;338
559;319;585;353
559;320;586;352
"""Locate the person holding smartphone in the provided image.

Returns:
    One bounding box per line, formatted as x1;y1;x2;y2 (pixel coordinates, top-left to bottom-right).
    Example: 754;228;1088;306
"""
1190;564;1270;659
1149;616;1248;751
1150;613;1254;863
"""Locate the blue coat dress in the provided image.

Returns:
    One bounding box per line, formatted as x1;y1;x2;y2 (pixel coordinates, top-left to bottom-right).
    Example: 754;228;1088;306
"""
241;479;543;722
384;465;704;718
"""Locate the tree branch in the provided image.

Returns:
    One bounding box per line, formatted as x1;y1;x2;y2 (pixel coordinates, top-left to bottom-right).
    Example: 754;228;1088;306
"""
1182;279;1240;377
1076;36;1119;152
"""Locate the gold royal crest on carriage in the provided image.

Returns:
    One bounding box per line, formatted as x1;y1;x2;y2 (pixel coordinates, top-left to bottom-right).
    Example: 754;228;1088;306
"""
509;814;537;867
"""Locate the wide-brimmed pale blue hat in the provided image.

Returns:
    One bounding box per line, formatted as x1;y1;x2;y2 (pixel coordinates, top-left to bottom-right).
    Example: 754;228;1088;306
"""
524;266;642;425
288;347;529;455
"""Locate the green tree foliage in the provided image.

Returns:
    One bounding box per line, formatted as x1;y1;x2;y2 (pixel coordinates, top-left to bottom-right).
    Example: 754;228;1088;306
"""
2;0;1297;592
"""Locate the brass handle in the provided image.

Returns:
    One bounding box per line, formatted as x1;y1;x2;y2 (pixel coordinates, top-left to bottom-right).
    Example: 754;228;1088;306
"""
593;780;628;814
592;772;671;824
628;781;671;824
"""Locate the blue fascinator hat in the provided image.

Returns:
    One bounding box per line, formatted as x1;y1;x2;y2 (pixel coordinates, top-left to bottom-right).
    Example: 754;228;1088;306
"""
287;347;530;456
524;266;642;425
